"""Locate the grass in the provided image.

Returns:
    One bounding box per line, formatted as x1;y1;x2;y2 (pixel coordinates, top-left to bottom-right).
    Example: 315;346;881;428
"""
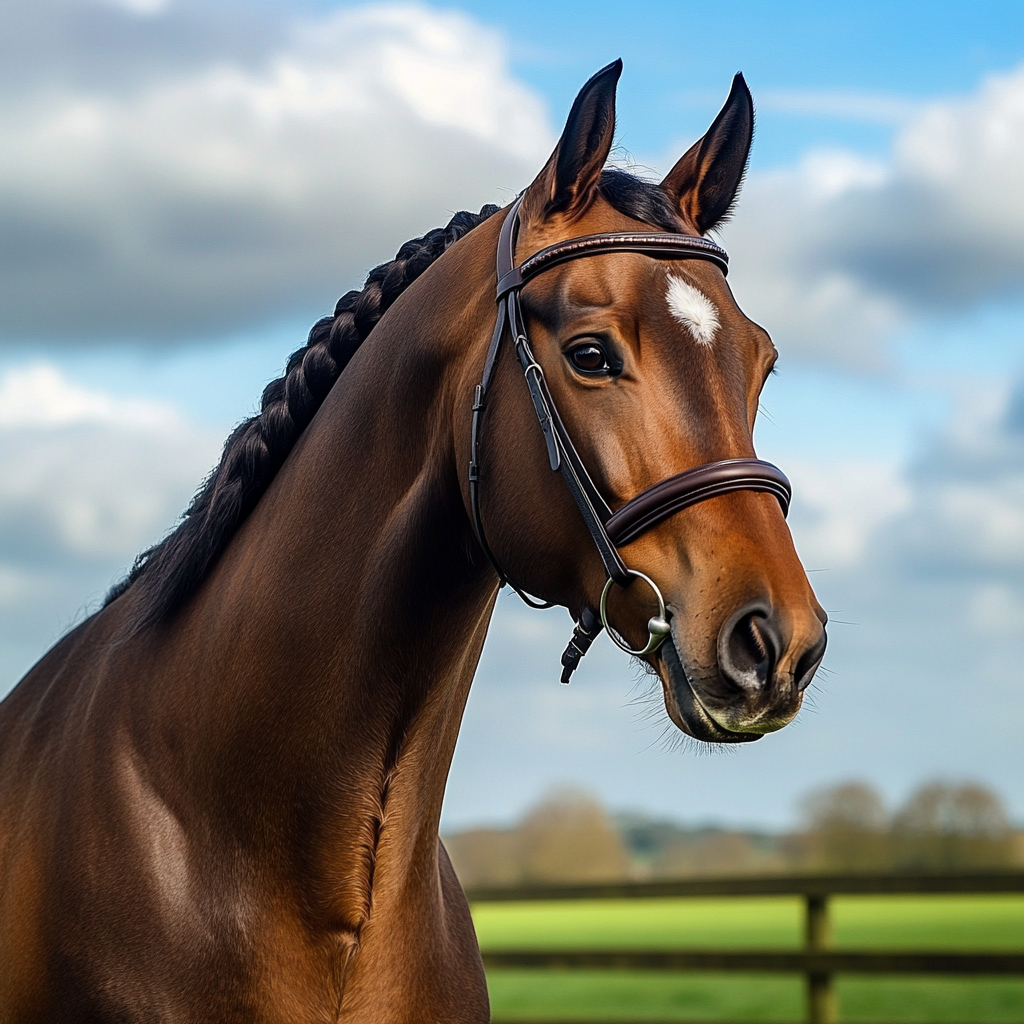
472;895;1024;950
471;895;1024;1022
485;970;803;1022
484;971;1024;1023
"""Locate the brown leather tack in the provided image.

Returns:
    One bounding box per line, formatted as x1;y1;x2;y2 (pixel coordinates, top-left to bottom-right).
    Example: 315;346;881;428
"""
605;459;791;546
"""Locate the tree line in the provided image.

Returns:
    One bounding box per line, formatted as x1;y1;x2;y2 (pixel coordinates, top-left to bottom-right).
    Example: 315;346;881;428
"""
791;780;1016;872
443;781;1022;886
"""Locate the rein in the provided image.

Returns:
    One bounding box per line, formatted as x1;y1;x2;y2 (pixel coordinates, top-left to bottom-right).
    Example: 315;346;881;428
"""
468;197;791;683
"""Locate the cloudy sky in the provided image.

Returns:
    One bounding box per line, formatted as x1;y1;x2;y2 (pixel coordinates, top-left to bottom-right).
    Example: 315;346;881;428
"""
1;0;1022;829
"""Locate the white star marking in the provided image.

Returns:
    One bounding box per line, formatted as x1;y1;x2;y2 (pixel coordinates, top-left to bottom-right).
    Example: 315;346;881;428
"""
666;274;720;346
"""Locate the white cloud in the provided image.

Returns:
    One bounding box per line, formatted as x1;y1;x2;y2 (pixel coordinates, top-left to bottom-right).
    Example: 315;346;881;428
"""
0;362;180;429
97;0;170;15
291;5;550;159
0;2;552;342
0;361;221;682
721;63;1024;368
0;564;50;610
0;364;218;562
890;381;1024;577
969;583;1024;638
780;378;1024;580
4;3;1023;368
786;459;910;568
757;88;923;125
721;151;904;369
929;481;1024;566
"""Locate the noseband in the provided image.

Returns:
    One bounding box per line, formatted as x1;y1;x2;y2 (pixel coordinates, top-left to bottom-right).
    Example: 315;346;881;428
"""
468;197;791;683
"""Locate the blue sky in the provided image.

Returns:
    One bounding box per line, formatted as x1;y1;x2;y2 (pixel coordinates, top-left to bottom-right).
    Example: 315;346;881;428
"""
1;0;1022;830
456;0;1024;166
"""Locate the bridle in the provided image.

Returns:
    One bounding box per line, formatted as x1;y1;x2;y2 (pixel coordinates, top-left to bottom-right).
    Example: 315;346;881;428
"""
468;196;792;683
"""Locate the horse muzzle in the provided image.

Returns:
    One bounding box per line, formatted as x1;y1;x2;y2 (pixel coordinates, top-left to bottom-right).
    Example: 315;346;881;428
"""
657;601;827;744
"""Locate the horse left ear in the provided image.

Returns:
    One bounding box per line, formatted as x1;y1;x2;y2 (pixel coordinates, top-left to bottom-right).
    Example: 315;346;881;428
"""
661;73;754;234
523;59;622;222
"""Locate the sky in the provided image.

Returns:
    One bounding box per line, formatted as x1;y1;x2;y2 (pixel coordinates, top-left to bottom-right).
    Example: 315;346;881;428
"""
1;0;1022;831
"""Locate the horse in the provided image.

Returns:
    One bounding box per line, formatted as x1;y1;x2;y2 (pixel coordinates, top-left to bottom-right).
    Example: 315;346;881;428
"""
0;61;826;1022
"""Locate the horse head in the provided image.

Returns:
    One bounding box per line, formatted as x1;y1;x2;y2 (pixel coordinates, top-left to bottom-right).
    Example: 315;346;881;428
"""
469;61;827;743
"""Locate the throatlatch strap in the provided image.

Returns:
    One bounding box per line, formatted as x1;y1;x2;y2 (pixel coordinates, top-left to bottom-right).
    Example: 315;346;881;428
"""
469;199;556;608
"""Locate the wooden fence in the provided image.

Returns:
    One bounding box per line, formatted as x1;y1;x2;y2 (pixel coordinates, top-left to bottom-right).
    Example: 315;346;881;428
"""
466;870;1024;1024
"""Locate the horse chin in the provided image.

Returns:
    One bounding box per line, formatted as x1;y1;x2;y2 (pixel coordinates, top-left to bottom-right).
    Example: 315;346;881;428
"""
657;637;763;745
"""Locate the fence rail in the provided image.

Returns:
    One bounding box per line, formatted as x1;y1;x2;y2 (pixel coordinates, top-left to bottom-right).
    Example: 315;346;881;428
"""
482;949;1024;973
466;868;1024;903
468;871;1024;1024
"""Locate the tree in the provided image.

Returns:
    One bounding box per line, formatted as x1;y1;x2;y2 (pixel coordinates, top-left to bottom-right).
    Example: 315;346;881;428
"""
516;787;629;883
798;781;888;871
444;788;631;886
891;782;1013;870
443;828;520;887
653;830;779;877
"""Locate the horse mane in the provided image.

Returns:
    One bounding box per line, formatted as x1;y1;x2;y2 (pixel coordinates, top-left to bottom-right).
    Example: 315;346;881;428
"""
107;170;680;632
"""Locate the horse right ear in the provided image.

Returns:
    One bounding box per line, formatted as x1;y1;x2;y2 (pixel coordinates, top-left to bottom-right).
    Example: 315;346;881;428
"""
661;73;754;234
523;59;622;223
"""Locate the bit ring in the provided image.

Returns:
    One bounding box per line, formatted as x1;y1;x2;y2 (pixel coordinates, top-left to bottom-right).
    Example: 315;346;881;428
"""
600;570;672;656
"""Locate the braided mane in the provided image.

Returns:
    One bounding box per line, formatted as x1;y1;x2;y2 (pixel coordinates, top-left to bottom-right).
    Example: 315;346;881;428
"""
106;203;501;628
108;170;679;631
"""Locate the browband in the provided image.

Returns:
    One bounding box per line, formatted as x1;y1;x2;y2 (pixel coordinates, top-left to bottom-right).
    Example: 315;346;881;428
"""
497;231;729;298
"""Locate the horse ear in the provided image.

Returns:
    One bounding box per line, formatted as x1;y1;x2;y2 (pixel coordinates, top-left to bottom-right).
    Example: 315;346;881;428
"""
524;59;622;221
661;73;753;234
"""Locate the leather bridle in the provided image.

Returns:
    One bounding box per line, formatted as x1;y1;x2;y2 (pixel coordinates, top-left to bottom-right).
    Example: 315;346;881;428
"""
468;197;792;683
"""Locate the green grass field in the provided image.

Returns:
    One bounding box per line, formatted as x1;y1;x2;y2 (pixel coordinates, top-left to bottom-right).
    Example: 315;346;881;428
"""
471;895;1024;1022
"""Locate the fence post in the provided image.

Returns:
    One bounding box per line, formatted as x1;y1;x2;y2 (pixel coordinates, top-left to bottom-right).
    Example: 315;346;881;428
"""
805;893;835;1024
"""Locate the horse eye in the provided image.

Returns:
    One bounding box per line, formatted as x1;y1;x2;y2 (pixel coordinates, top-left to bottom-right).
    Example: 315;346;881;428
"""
567;343;610;374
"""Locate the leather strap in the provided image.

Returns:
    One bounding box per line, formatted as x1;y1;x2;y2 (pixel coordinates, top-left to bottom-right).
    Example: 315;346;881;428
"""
468;199;530;597
512;327;631;587
471;196;630;594
497;231;728;298
606;459;791;546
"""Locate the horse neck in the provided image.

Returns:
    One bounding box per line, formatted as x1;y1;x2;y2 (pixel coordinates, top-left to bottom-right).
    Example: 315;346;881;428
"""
117;221;502;923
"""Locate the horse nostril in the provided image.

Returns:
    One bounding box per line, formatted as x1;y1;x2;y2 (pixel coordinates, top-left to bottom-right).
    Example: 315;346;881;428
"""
718;603;779;693
794;626;827;692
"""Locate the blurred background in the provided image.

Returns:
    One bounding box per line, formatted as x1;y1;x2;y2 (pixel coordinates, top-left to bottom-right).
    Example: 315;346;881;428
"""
1;0;1022;848
446;782;1023;886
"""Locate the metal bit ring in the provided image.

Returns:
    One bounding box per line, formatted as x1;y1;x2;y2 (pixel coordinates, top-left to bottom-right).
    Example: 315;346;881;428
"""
599;570;672;657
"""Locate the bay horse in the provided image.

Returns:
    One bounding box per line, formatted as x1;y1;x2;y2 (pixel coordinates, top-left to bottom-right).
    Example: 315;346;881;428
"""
0;62;826;1022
